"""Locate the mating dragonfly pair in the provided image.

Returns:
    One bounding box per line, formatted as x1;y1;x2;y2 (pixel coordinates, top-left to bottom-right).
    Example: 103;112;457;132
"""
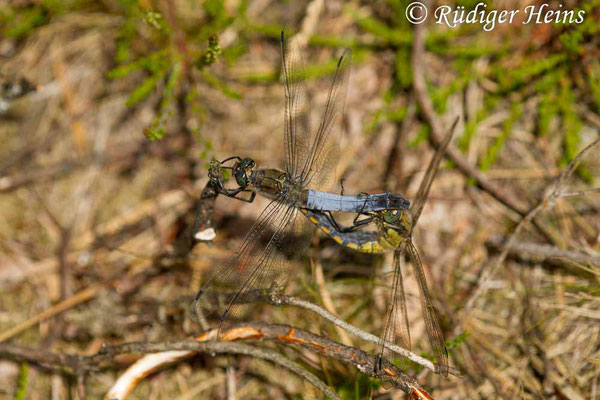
194;29;455;378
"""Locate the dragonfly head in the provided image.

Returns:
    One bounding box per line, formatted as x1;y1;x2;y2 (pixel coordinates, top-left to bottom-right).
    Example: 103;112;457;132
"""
378;209;412;237
233;157;256;188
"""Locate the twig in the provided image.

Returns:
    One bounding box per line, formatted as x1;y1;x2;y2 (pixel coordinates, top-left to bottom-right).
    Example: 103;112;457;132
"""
106;340;341;399
383;98;415;191
226;365;236;400
410;8;528;217
0;322;427;399
0;283;105;343
485;234;600;269
244;289;456;375
0;335;339;400
461;136;600;318
32;189;75;299
311;257;353;347
296;0;324;49
77;374;86;400
101;322;421;398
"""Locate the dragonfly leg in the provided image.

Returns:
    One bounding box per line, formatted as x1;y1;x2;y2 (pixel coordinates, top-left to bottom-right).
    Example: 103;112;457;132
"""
323;211;344;232
221;188;256;203
350;199;376;227
323;211;374;233
219;156;243;164
348;214;375;231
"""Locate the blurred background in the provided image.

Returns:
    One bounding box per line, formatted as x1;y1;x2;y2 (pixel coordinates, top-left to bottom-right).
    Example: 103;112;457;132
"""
1;0;599;399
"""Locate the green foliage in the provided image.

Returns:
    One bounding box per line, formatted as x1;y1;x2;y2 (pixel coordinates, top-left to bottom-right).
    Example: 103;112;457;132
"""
495;54;567;92
197;35;223;68
14;363;28;400
394;46;413;90
143;60;182;141
558;76;591;180
105;0;244;141
143;9;169;33
201;70;241;100
446;331;469;352
0;7;46;38
353;11;412;47
588;62;600;114
336;374;376;400
535;70;561;137
408;124;429;148
480;102;522;171
0;0;80;38
126;72;164;107
558;0;600;54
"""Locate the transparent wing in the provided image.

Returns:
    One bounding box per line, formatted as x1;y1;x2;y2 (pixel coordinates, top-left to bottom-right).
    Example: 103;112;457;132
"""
539;137;600;247
406;240;449;376
299;48;351;192
378;249;411;370
195;198;306;334
281;29;312;181
411;117;459;225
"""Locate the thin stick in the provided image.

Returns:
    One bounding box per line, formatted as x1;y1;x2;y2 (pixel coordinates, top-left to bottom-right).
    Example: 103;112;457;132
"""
105;340;341;400
0;283;104;343
461;136;600;318
254;290;454;375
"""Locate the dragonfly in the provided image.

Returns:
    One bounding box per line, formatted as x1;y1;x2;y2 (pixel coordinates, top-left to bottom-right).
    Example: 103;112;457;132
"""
195;29;398;334
300;119;459;377
194;28;411;246
207;155;410;213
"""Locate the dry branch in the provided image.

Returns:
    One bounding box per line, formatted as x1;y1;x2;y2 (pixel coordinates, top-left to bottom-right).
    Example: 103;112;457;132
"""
0;322;431;399
486;234;600;270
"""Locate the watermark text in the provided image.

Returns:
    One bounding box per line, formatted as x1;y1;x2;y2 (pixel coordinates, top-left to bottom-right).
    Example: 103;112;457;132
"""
405;2;586;30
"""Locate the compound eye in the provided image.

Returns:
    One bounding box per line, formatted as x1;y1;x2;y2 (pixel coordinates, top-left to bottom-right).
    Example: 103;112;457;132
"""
383;209;400;224
240;158;254;169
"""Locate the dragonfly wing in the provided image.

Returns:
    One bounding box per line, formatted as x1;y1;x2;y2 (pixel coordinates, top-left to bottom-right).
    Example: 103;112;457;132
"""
300;48;351;192
281;28;312;181
411;117;459;225
378;249;411;368
195;198;301;334
406;240;449;376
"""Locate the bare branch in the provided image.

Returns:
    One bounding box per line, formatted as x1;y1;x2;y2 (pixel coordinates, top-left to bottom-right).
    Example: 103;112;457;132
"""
0;322;432;399
228;288;458;376
486;234;600;270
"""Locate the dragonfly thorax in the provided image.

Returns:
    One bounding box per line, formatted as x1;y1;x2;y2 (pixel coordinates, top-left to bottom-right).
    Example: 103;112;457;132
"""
246;168;301;203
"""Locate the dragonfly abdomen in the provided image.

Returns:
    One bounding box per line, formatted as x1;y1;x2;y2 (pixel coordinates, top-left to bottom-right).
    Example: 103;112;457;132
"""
304;190;410;212
300;208;390;254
